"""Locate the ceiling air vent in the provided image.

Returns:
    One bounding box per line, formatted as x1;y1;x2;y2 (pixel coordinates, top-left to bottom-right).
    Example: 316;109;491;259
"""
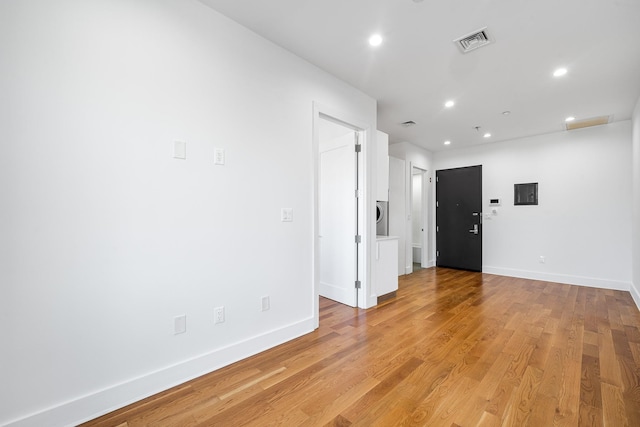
401;120;416;127
454;27;493;53
565;115;611;131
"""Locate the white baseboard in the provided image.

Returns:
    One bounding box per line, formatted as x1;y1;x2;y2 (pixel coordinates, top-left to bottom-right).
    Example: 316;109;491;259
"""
630;282;640;310
483;266;631;291
5;318;316;427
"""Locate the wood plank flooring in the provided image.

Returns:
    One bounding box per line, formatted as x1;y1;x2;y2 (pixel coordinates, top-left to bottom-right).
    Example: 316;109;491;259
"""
83;268;640;426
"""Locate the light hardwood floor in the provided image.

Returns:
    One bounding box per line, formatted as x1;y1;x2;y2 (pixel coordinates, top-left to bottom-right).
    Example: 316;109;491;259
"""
83;267;640;426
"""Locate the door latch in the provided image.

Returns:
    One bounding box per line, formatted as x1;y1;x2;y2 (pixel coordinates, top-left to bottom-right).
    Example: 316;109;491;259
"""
469;224;479;235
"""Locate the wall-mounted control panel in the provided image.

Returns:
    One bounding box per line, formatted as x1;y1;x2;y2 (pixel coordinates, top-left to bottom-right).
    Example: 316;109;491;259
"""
489;198;501;206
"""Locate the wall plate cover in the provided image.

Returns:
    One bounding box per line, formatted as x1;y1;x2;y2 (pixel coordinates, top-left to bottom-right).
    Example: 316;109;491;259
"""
174;315;186;334
214;148;225;165
173;141;186;159
281;208;293;222
214;306;225;324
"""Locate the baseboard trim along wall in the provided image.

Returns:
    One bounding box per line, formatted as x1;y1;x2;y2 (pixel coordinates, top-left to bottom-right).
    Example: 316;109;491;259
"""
5;318;316;427
630;283;640;311
483;266;631;291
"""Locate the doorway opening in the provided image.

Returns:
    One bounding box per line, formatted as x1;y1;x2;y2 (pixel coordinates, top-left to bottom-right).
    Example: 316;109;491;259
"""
317;116;361;309
312;102;373;329
410;166;428;273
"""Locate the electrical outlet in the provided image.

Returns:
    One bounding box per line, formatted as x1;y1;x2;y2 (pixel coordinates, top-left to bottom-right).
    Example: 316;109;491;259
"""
281;208;293;222
214;306;225;324
262;296;270;312
174;315;186;335
539;256;546;264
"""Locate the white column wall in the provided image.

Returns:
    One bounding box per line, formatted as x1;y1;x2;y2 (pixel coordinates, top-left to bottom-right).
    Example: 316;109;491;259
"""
631;97;640;306
388;142;434;272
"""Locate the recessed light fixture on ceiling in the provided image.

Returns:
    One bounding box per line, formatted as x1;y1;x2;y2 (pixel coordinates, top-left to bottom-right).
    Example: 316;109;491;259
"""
368;34;383;47
565;116;575;122
502;110;511;116
400;120;416;127
553;67;568;77
483;133;491;138
444;140;451;145
445;100;455;108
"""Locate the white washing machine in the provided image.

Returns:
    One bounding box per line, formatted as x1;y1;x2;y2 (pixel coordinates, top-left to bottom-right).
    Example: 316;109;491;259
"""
376;201;389;236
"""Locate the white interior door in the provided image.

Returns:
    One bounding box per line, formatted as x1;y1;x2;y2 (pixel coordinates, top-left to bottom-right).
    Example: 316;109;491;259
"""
319;130;358;307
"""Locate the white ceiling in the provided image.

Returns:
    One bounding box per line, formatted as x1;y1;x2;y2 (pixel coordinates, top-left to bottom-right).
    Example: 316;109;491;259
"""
199;0;640;152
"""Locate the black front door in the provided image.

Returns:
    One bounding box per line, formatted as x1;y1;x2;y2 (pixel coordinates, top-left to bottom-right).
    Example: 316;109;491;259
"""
436;165;482;271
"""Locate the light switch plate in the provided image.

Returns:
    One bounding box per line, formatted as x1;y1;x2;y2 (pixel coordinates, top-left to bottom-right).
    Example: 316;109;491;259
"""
214;148;225;165
174;315;186;335
173;141;186;159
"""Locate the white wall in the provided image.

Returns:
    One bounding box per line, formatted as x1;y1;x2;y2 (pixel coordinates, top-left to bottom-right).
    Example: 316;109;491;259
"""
388;157;407;275
0;1;376;426
434;122;633;289
631;97;640;306
388;142;434;272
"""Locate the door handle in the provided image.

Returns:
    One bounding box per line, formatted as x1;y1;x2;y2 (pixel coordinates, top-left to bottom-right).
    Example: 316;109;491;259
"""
469;224;478;234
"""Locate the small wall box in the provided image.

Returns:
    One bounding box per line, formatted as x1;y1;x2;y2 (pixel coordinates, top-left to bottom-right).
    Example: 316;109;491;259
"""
489;198;501;206
514;182;538;206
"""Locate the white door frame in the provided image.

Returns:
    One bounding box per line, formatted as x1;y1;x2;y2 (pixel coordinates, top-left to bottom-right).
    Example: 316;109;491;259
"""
312;102;375;329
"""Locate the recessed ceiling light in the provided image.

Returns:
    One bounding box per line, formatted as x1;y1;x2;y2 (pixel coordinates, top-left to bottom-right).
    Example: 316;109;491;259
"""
565;116;576;122
445;100;455;108
444;140;451;145
553;67;568;77
483;133;491;138
368;34;383;47
502;111;511;116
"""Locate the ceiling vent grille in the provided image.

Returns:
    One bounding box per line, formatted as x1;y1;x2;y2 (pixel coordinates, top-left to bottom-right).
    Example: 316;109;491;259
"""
401;120;416;127
454;27;493;53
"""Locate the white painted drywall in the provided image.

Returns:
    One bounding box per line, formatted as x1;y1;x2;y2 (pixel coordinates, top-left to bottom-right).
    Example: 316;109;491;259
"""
434;121;632;289
0;1;376;426
631;97;640;306
389;142;434;271
388;157;406;275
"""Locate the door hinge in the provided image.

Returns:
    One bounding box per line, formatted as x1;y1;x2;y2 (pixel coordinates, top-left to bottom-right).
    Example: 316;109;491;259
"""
355;144;362;153
355;235;361;244
436;201;439;208
436;225;439;232
436;250;440;257
436;176;439;182
355;280;361;289
355;189;362;198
